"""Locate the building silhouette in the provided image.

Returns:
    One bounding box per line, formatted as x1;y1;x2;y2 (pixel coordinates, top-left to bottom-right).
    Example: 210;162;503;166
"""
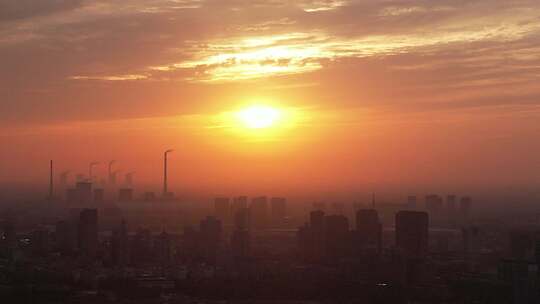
78;209;98;258
249;196;268;229
111;220;129;267
214;197;230;225
355;209;382;254
395;210;429;258
55;220;77;256
199;216;222;264
155;231;173;266
270;197;287;226
183;226;199;262
297;210;326;262
132;228;153;265
231;196;248;222
231;208;250;260
324;214;349;260
425;194;443;213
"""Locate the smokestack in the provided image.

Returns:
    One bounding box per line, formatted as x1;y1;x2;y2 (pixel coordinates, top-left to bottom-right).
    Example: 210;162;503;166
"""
49;160;54;200
163;149;174;197
108;160;116;185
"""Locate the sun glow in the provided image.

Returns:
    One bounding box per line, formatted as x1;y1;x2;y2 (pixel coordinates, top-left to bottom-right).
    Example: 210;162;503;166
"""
236;105;282;129
211;103;308;142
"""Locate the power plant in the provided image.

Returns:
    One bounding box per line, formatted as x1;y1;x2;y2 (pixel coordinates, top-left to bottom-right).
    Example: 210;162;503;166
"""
47;151;178;202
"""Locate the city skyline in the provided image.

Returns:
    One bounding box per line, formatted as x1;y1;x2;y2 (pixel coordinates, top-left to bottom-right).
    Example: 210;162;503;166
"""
1;2;540;302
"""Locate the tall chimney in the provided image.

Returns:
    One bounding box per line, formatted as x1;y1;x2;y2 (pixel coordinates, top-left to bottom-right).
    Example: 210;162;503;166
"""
49;160;54;200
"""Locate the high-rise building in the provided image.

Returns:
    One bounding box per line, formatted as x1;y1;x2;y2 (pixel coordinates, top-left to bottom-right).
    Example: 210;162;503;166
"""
324;215;349;259
56;220;77;255
355;209;382;254
298;210;351;261
395;211;429;258
183;226;199;261
214;197;230;225
232;196;248;211
249;196;268;229
231;209;250;260
132;228;153;265
155;231;173;265
425;195;443;213
309;210;326;260
297;223;311;261
199;216;222;264
231;229;250;260
270;197;287;226
111;220;129;267
462;226;481;258
310;210;325;235
509;230;537;260
499;259;539;304
78;209;98;258
234;208;250;231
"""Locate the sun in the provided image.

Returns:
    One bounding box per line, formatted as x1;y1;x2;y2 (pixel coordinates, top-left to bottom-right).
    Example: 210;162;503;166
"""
236;105;282;129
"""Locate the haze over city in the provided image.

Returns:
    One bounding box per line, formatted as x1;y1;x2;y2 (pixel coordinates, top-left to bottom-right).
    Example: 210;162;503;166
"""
1;1;540;303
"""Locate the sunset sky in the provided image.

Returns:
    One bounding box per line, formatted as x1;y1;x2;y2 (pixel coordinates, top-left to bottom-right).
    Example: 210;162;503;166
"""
1;0;540;197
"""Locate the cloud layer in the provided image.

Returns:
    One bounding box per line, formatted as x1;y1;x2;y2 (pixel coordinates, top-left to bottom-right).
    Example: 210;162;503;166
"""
0;0;539;124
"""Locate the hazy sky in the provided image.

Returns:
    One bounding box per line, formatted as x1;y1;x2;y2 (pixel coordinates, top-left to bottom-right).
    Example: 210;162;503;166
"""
1;0;539;196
